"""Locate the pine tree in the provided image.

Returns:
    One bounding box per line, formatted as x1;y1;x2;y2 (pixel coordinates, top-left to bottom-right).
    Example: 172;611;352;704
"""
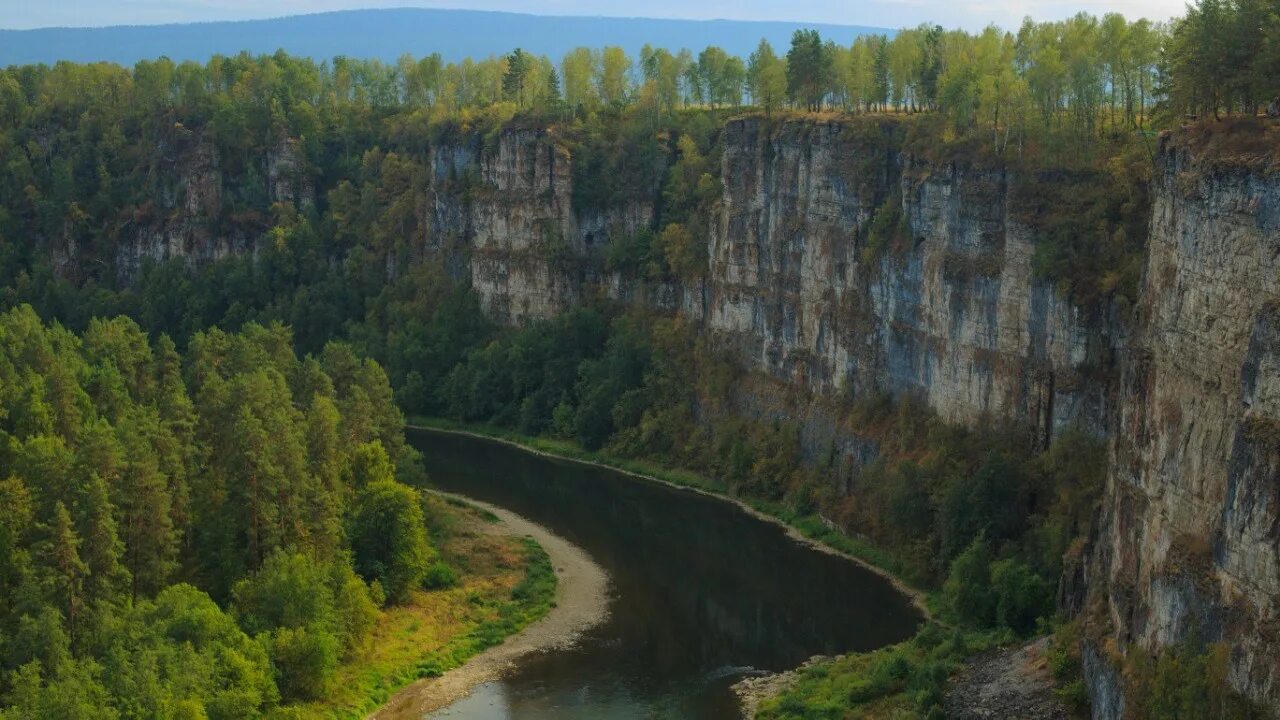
786;29;834;110
873;37;891;111
79;474;130;603
0;476;35;628
502;48;533;107
116;412;177;600
919;25;944;110
304;395;345;559
544;67;562;106
150;333;194;543
42;502;88;648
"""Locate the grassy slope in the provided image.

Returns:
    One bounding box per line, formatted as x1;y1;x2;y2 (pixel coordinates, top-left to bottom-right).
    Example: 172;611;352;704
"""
756;627;1014;720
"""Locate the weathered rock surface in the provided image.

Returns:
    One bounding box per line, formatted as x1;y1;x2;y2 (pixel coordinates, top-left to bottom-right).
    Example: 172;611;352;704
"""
426;128;652;324
437;120;1280;715
1084;136;1280;712
706;118;1114;448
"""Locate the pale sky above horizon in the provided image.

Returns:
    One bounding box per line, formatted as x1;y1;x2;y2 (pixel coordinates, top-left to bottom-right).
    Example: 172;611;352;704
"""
0;0;1185;33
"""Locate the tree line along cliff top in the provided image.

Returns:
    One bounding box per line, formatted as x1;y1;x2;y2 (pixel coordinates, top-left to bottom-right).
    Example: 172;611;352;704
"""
2;0;1276;166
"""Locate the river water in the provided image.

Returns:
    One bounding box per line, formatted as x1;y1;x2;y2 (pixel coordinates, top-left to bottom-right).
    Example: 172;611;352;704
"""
409;429;922;719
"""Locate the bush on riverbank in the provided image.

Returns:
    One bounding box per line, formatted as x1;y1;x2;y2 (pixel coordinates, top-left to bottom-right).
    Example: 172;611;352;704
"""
756;624;1010;719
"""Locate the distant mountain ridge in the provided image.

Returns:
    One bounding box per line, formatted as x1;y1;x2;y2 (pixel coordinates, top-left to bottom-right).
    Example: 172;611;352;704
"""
0;8;891;67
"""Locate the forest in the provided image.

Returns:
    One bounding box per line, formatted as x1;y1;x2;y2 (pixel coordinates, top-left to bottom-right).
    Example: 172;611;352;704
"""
0;304;451;715
0;0;1276;715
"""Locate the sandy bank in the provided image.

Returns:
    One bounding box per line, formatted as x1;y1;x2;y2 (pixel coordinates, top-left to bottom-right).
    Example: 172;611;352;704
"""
367;493;609;720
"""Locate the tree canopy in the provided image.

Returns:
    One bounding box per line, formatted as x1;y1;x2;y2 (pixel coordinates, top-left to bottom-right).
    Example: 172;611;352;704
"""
0;306;429;716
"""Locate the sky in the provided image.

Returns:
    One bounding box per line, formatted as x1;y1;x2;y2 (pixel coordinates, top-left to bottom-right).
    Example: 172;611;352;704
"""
0;0;1184;33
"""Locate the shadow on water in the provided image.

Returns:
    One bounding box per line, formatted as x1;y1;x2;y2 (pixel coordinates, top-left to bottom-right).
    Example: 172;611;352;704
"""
409;429;922;719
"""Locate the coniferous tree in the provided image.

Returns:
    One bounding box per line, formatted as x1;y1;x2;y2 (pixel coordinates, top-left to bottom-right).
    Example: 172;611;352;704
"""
918;25;945;110
116;411;177;600
543;66;563;110
41;502;87;649
502;48;533;107
77;474;129;605
786;29;835;110
872;36;892;110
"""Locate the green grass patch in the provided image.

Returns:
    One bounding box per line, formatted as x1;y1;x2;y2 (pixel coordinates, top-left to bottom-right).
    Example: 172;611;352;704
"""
757;624;1009;720
411;539;556;680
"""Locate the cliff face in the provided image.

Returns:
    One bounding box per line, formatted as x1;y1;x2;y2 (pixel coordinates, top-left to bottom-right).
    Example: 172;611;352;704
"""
440;117;1115;450
1086;138;1280;712
109;132;312;283
425;128;652;324
706;118;1114;443
112;129;240;281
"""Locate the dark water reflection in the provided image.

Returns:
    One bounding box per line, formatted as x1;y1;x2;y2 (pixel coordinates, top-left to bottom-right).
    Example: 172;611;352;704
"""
409;429;921;719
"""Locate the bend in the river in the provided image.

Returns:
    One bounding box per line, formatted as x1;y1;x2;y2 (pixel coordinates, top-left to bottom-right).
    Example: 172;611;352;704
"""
408;428;923;719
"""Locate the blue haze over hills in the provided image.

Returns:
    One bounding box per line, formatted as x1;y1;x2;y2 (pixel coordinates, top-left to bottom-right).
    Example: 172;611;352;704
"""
0;8;891;67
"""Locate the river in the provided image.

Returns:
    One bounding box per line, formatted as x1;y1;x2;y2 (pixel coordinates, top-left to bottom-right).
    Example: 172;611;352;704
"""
408;429;922;719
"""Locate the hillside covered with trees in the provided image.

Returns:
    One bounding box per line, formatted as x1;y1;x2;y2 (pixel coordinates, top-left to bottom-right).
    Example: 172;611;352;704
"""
0;305;560;718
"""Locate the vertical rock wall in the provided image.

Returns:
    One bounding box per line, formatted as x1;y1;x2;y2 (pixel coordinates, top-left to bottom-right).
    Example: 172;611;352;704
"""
1086;136;1280;710
706;117;1115;443
425;127;652;324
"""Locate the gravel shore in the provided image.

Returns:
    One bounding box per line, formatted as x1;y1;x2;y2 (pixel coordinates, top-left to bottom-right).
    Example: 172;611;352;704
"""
367;493;610;720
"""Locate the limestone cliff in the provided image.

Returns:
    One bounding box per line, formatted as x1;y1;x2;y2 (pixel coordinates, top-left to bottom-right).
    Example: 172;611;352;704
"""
1085;136;1280;714
706;118;1115;445
425;127;652;324
439;117;1116;450
451;118;1280;714
108;131;312;282
440;118;1116;448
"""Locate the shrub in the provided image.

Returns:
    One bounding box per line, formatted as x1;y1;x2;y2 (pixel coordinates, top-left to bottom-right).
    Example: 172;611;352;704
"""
267;625;339;702
990;558;1053;635
423;562;460;590
940;452;1023;562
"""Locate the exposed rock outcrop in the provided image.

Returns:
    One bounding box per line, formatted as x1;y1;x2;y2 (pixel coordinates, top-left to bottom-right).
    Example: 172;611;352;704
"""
443;118;1280;714
706;118;1115;447
426;128;652;324
109;129;311;282
114;128;240;281
945;637;1070;720
1084;135;1280;711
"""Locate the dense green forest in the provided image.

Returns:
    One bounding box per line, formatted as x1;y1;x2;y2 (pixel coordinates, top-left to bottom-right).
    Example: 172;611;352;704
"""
0;306;449;716
0;0;1275;716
